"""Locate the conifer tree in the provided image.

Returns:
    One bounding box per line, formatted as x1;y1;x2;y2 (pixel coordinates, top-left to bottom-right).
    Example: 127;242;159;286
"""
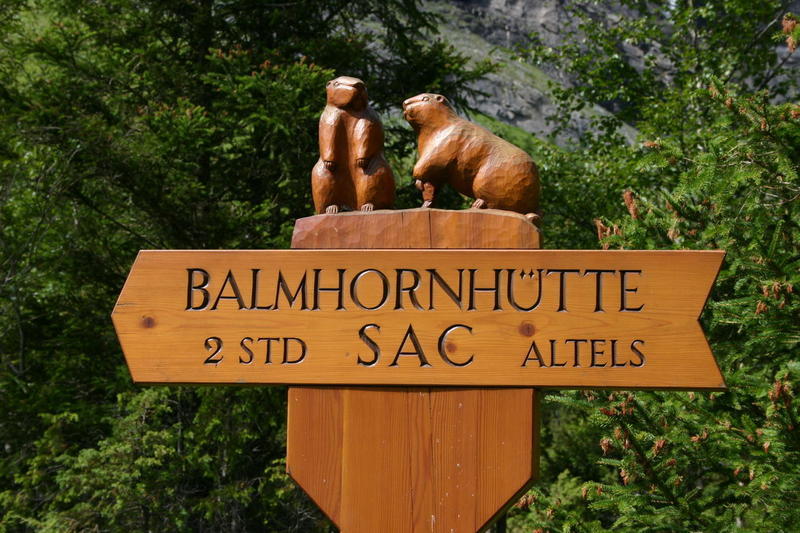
0;1;490;530
509;2;800;531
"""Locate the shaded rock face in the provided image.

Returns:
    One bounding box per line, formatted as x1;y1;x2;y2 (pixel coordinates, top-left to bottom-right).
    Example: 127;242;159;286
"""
426;0;799;145
426;0;638;144
448;0;564;48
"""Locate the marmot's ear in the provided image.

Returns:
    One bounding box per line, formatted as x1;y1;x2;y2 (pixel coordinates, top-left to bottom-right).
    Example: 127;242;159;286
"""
435;95;444;102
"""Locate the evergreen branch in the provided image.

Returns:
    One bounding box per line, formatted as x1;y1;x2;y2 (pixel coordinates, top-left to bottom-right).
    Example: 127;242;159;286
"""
618;413;708;529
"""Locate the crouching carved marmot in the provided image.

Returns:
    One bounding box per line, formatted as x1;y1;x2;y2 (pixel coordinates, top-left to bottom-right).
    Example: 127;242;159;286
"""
311;76;395;214
402;93;540;222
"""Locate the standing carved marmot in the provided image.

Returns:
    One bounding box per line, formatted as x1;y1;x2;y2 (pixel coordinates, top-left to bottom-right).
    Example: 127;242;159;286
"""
311;76;395;214
402;93;540;221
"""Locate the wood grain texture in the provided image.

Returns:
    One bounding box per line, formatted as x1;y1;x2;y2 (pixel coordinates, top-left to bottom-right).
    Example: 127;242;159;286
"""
287;387;541;532
292;208;540;249
431;388;480;531
113;247;725;389
286;210;541;532
286;387;343;524
408;387;435;532
340;388;414;531
475;388;538;529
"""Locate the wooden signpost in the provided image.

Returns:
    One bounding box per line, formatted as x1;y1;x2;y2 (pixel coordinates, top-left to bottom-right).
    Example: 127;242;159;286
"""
114;245;723;390
286;209;542;532
112;77;726;532
112;209;724;532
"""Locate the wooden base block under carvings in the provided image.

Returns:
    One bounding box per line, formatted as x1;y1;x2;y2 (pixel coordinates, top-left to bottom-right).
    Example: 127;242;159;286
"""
291;207;541;249
288;209;542;532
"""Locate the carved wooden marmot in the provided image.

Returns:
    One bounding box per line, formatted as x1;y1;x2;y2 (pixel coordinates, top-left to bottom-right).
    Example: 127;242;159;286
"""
311;76;395;214
402;93;540;221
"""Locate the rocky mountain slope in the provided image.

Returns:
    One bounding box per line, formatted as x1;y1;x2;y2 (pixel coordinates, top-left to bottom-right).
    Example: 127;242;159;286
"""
424;0;799;145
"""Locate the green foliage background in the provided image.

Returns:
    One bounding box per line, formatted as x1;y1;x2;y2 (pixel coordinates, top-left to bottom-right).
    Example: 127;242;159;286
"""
0;1;798;531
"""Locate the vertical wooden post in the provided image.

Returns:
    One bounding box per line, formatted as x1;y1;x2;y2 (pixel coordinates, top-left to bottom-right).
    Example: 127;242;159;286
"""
287;208;542;532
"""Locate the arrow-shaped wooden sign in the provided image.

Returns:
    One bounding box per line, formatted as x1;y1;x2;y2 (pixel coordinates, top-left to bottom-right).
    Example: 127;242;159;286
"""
112;249;725;389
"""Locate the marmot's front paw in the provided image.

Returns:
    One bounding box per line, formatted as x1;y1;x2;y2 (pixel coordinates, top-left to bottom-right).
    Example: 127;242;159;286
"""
414;179;424;191
356;157;369;169
323;160;336;171
325;204;340;214
421;200;433;208
471;198;487;209
360;203;374;212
